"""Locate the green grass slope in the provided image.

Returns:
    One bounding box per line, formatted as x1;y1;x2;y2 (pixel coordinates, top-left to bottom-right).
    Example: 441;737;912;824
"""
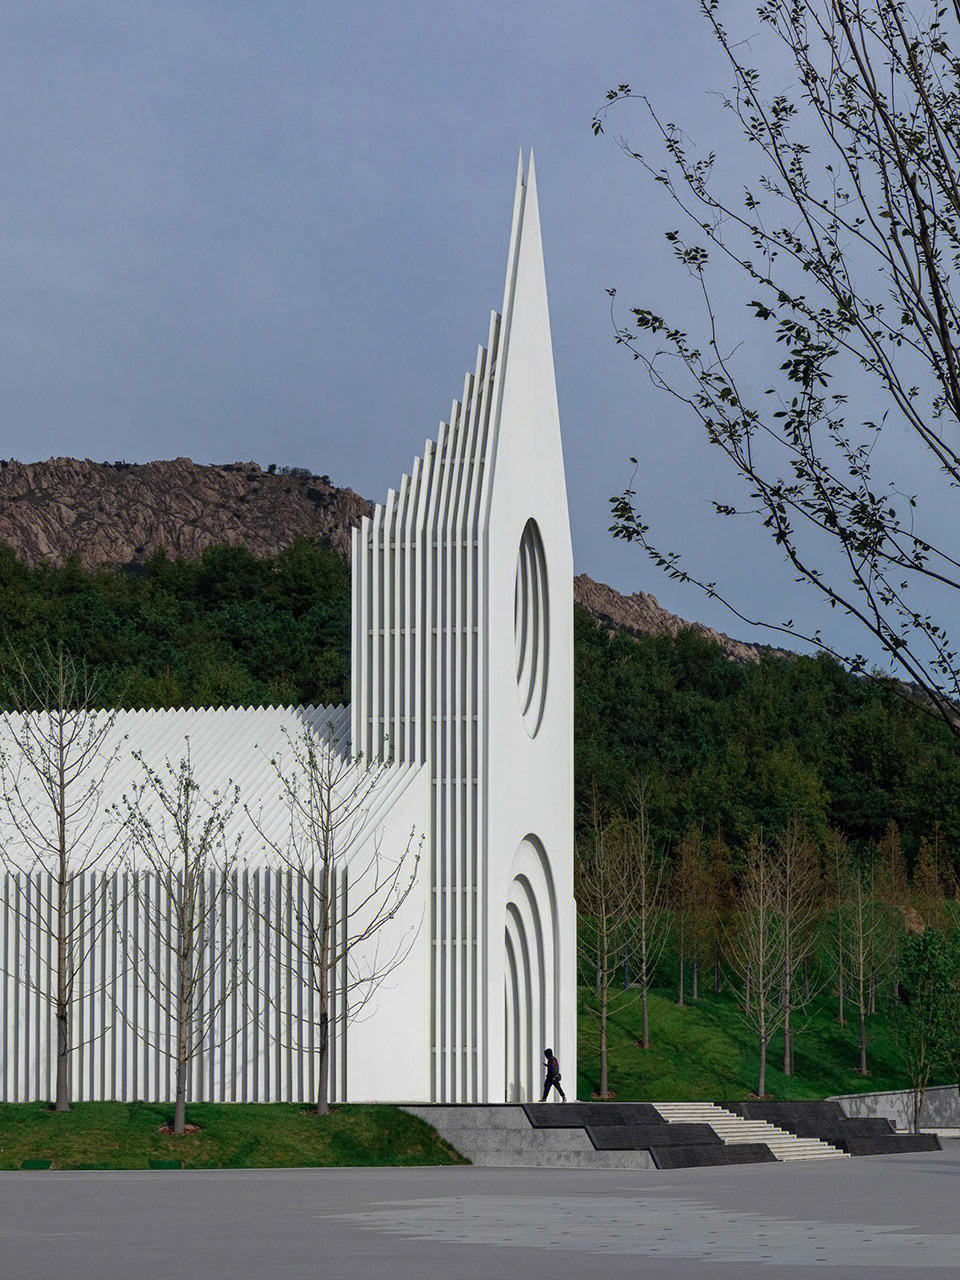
0;1102;466;1170
576;986;951;1102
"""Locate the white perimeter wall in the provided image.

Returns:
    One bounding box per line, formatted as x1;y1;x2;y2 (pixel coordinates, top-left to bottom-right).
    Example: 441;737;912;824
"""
0;706;431;1103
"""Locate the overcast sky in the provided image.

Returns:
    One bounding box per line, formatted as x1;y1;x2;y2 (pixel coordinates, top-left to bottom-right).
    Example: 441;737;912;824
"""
2;1;938;663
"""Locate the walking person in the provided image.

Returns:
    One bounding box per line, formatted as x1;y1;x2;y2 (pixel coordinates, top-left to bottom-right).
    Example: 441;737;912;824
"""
541;1047;566;1102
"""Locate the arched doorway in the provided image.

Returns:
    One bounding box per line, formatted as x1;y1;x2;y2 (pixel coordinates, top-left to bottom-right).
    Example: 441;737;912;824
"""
504;836;559;1101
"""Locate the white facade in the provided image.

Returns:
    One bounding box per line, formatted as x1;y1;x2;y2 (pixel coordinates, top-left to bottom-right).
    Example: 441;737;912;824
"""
0;154;575;1104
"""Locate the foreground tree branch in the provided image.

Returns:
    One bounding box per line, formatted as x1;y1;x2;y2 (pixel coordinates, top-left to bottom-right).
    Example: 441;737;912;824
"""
595;1;960;736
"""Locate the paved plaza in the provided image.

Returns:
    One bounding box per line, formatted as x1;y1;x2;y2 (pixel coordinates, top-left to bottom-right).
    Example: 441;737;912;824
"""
1;1143;958;1279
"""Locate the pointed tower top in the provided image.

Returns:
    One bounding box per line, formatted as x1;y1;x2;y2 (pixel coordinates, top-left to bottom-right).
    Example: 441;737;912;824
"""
500;148;548;351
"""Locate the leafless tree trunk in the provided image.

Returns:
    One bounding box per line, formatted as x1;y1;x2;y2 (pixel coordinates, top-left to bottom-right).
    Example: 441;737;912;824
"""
839;850;882;1077
829;831;848;1028
672;826;708;1007
0;644;121;1111
120;744;242;1135
726;835;785;1098
707;830;733;996
913;837;947;932
248;724;422;1117
624;785;669;1051
576;799;648;1096
775;817;822;1076
876;821;908;1001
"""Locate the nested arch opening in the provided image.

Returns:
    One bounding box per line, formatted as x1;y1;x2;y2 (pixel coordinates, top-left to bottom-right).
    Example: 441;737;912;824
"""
514;519;549;736
504;835;560;1102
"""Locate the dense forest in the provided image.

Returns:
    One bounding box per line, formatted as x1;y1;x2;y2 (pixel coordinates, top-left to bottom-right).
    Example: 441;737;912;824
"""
0;537;957;866
0;539;351;710
575;611;960;863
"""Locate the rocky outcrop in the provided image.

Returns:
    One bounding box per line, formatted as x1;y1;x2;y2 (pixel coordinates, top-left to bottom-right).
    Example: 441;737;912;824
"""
574;573;767;664
0;457;371;569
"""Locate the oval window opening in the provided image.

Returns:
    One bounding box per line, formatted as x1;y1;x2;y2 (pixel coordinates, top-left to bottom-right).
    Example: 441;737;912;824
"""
514;519;549;736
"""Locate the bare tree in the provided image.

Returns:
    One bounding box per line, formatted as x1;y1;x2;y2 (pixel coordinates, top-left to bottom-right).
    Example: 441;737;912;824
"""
839;846;883;1075
929;823;957;900
775;816;822;1075
691;851;716;1003
875;820;909;999
671;825;709;1006
248;725;421;1117
726;834;785;1097
597;1;960;738
120;743;241;1136
0;644;122;1111
576;802;646;1097
706;829;735;994
913;836;948;932
623;786;670;1050
827;829;850;1027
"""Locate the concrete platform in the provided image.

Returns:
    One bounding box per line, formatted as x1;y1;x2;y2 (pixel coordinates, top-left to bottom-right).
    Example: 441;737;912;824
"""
404;1105;655;1168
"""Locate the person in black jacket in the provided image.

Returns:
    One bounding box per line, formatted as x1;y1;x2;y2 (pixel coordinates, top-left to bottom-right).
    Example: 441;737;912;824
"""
541;1048;566;1102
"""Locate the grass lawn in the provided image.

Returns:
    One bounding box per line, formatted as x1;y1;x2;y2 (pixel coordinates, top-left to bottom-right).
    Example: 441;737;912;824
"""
0;1102;466;1170
577;984;954;1102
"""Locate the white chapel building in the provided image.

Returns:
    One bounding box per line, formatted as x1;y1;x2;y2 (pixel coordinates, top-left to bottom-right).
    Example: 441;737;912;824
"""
0;155;576;1105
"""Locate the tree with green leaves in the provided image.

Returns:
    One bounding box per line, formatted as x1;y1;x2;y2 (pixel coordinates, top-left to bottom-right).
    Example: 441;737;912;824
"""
941;929;960;1121
893;929;953;1133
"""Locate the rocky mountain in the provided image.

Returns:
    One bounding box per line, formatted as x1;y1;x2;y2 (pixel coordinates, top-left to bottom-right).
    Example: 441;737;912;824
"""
0;457;371;569
0;455;762;659
573;574;768;664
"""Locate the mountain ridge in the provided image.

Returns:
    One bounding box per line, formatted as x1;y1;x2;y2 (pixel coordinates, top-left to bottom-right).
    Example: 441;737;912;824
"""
0;455;764;662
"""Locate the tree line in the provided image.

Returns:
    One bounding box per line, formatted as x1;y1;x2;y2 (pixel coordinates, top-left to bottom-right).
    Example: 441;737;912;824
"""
1;537;958;865
577;795;960;1126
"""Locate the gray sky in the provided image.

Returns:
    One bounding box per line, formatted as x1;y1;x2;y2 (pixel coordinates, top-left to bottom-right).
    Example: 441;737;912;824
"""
2;1;940;662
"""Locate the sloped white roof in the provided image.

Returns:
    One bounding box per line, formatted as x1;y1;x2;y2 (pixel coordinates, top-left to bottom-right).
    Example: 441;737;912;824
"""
0;703;425;871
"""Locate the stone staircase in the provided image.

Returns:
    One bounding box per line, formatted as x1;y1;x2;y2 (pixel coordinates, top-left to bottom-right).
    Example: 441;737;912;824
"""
653;1102;848;1162
405;1099;939;1169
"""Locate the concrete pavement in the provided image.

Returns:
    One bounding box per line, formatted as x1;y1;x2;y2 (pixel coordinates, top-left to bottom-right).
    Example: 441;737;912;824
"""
1;1143;958;1279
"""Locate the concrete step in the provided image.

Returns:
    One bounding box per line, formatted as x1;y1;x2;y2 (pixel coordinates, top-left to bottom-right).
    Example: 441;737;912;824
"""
653;1102;848;1161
